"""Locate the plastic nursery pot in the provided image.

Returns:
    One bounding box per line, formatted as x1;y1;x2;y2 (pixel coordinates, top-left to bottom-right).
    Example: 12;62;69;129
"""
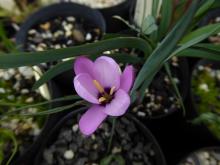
177;147;220;165
98;0;136;33
68;0;137;32
190;59;220;141
16;2;106;95
130;57;190;120
33;110;167;165
10;81;65;165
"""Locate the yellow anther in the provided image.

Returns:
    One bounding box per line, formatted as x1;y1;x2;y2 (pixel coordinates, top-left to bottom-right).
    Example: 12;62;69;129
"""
109;86;116;95
93;80;105;94
98;97;106;103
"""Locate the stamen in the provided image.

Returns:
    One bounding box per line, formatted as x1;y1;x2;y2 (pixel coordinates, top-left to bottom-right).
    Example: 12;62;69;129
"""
109;86;116;95
98;97;106;103
93;80;105;94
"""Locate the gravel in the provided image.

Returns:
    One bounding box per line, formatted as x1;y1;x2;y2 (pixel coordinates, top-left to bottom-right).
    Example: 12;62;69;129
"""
179;149;220;165
40;114;161;165
131;57;183;118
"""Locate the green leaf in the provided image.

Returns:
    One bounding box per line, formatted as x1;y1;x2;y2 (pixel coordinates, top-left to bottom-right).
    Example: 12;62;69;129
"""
177;47;220;61
32;59;74;90
100;155;125;165
6;95;80;114
158;0;173;39
112;16;139;32
164;63;186;115
171;23;220;57
142;15;158;35
210;0;220;9
152;0;161;17
0;37;149;69
131;0;199;95
180;23;220;44
0;129;18;165
195;0;215;18
194;43;220;52
9;100;86;116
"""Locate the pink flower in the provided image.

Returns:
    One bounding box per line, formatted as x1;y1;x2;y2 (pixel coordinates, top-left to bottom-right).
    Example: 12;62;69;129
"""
73;56;134;135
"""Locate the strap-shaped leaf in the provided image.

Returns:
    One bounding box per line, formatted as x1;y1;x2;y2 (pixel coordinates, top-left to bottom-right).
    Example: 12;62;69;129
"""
158;0;173;39
152;0;161;17
0;37;149;69
0;129;18;165
177;47;220;60
170;23;220;58
32;59;74;90
131;0;199;95
194;43;220;52
195;0;215;18
8;100;86;116
6;95;80;114
180;23;220;44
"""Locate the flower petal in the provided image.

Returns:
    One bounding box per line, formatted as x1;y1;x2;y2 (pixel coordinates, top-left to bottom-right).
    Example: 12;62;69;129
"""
103;89;130;116
93;56;121;89
74;73;99;104
96;56;122;74
74;56;94;77
79;105;107;136
120;65;135;92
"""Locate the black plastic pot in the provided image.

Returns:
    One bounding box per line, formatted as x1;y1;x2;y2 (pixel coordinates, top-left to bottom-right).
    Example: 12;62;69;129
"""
190;59;220;141
140;59;219;165
177;147;220;165
16;2;106;95
132;57;190;120
33;111;167;165
8;81;65;165
97;0;136;33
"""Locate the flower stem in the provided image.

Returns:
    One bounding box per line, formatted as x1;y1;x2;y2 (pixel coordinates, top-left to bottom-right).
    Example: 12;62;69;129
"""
107;118;116;154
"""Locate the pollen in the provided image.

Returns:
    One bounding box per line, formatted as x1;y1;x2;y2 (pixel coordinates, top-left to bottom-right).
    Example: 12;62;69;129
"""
109;86;115;95
98;97;106;103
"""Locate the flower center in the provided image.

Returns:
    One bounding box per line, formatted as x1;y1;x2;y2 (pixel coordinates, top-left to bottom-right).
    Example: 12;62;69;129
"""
93;80;115;104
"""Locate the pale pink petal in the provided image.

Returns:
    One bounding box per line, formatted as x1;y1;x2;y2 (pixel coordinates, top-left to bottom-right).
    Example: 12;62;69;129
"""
79;105;107;136
74;56;94;77
103;89;130;116
74;73;99;104
93;56;121;89
120;65;135;92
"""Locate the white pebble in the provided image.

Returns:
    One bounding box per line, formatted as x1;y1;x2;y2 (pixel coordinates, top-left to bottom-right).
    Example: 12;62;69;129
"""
72;124;79;132
18;67;34;79
198;65;204;71
67;16;76;22
199;83;209;92
137;111;146;117
25;97;34;103
21;89;29;94
85;33;92;40
0;88;5;94
64;150;74;160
